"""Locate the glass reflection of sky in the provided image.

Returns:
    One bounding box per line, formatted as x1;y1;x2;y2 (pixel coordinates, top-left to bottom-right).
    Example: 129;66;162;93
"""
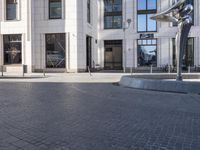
138;0;156;10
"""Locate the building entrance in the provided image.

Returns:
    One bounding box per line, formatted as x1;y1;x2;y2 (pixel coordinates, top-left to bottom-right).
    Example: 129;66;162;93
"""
104;40;122;70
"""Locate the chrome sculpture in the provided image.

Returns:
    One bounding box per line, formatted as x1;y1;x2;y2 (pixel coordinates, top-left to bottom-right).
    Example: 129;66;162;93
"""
151;0;193;81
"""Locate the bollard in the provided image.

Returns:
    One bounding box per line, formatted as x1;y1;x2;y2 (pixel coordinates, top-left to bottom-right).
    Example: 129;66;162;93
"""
150;65;153;74
168;65;171;74
88;66;92;76
43;68;46;77
23;65;25;77
188;65;191;73
130;67;133;76
1;65;3;77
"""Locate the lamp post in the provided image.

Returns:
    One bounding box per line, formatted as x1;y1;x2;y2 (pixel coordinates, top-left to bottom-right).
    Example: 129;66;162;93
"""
123;18;132;73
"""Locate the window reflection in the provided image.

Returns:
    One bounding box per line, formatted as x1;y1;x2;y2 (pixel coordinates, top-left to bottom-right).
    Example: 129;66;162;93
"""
49;0;62;19
46;34;66;68
137;39;157;67
6;0;17;20
104;0;122;29
172;38;194;67
4;34;22;64
137;0;157;32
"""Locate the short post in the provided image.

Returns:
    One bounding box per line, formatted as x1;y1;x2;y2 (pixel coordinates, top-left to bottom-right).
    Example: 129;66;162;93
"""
1;65;3;77
188;65;191;73
23;65;25;77
88;66;92;76
130;67;133;75
150;65;153;74
43;68;46;77
168;65;171;74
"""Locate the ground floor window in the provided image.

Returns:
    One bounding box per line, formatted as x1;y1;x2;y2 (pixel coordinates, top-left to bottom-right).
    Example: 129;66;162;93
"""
104;40;122;70
137;39;157;67
172;38;194;67
3;34;22;65
46;33;66;68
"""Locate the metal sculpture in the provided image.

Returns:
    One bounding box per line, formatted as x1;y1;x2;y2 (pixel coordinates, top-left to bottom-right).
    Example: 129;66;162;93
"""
151;0;193;81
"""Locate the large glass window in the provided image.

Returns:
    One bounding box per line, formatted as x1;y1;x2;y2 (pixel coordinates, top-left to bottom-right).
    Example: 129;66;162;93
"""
3;34;22;65
172;38;194;67
49;0;62;19
87;0;91;24
137;39;157;66
137;0;157;32
104;0;122;29
6;0;17;20
46;34;66;68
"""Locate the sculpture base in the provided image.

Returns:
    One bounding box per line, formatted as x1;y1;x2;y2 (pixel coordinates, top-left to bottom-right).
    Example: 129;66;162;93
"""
119;74;200;94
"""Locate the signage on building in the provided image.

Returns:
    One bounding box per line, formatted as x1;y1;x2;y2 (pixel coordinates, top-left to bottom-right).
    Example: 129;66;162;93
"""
140;34;154;39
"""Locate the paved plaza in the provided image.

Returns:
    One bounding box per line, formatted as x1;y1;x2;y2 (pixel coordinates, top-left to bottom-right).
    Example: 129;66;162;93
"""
0;74;200;150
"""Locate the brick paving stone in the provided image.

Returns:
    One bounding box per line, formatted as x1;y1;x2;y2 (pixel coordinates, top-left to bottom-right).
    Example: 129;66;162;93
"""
0;82;200;150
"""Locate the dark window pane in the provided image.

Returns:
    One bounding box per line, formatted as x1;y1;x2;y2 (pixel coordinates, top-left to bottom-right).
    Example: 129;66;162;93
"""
113;16;122;28
113;0;122;11
138;14;147;32
104;0;122;29
138;39;157;67
138;0;146;10
46;34;66;68
49;0;62;19
172;38;194;67
3;34;22;64
6;0;17;20
104;16;113;29
87;0;91;23
104;0;113;12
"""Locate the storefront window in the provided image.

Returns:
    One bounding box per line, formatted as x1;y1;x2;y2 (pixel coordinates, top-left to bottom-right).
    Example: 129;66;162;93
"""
137;39;157;66
172;38;194;67
46;34;66;68
137;0;157;32
3;34;22;64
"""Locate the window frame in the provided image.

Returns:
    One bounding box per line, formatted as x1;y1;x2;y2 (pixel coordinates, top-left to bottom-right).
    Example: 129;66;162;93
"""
104;0;123;29
137;0;157;33
6;0;18;21
137;39;157;67
172;38;194;67
3;34;22;65
49;0;62;20
87;0;91;24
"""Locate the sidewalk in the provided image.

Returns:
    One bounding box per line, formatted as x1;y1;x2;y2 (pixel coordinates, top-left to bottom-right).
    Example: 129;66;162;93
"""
0;72;200;83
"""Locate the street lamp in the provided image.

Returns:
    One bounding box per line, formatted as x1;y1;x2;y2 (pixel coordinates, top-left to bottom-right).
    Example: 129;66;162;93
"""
123;18;132;73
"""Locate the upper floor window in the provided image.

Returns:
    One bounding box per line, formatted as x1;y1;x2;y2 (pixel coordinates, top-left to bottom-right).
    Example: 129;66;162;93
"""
49;0;62;19
6;0;17;20
104;0;122;29
137;0;157;32
87;0;91;24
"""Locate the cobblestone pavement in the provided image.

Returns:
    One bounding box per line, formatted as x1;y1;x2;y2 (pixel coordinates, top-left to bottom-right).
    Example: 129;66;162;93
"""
0;82;200;150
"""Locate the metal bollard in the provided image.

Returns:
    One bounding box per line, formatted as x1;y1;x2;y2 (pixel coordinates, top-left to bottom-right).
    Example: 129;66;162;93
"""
130;67;133;76
188;65;191;73
43;68;46;77
150;65;153;73
168;65;171;74
23;65;25;77
1;65;3;77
